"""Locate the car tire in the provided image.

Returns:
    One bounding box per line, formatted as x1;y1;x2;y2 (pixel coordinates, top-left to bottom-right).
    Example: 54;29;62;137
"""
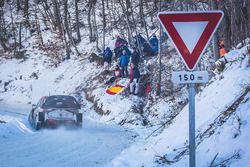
76;113;83;127
35;112;45;130
35;122;42;130
38;112;45;122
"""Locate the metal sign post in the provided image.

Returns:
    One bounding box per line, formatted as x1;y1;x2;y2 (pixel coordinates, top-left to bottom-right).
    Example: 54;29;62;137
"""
158;10;224;167
188;83;196;167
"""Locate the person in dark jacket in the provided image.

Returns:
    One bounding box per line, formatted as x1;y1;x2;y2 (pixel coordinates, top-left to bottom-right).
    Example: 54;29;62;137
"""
114;36;128;58
143;42;153;57
102;47;113;70
130;63;140;95
131;47;140;66
134;34;146;48
119;50;129;77
149;34;159;56
123;45;132;58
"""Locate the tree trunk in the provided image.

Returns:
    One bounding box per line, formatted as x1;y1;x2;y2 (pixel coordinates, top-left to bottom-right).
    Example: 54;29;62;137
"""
18;22;22;49
125;0;131;13
222;6;231;50
93;5;100;50
34;5;44;46
88;0;94;42
63;0;71;59
0;8;8;51
52;0;63;35
41;1;55;31
102;0;106;50
139;0;149;40
139;0;143;27
17;0;21;11
211;0;219;61
0;33;9;51
119;0;132;45
75;0;81;42
23;0;29;24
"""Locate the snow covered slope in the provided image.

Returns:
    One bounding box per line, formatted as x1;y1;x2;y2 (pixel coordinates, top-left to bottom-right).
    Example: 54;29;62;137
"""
0;49;101;105
0;31;249;166
107;46;250;166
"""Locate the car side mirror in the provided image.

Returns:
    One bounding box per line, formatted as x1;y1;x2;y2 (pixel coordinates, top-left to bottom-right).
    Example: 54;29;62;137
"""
32;104;36;110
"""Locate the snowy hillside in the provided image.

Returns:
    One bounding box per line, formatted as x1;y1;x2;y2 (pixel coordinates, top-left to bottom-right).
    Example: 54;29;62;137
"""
1;0;250;166
1;41;249;167
107;46;250;167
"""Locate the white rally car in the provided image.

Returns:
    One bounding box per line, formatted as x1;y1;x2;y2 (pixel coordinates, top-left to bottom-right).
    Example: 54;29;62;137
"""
29;95;83;130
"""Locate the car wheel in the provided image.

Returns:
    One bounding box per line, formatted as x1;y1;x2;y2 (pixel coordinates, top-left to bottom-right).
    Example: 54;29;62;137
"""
35;112;45;130
76;113;83;128
38;112;45;122
35;122;42;130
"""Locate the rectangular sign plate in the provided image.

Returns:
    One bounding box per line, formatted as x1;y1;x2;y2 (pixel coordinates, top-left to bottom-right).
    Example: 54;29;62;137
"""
172;71;209;84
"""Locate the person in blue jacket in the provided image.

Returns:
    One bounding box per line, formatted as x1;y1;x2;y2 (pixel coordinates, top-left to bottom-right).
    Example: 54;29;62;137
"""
102;47;113;70
119;50;129;78
149;33;159;56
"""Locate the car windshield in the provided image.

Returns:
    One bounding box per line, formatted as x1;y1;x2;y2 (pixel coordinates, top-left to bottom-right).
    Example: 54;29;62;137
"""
42;96;80;109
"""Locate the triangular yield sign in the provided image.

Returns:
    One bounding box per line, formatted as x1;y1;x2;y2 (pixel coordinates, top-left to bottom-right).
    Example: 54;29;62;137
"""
158;11;224;71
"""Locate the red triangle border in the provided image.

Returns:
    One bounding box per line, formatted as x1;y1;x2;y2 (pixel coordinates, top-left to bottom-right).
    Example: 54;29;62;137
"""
158;11;224;70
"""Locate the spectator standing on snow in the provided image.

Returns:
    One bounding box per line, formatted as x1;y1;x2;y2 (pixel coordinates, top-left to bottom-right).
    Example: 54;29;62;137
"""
102;47;113;71
114;35;128;58
149;33;159;56
131;47;140;66
119;50;129;78
130;63;140;95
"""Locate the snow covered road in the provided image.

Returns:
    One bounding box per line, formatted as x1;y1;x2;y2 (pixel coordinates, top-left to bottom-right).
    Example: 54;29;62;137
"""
0;104;134;167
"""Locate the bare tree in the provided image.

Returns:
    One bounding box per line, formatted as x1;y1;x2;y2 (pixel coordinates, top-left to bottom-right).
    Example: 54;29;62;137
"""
216;0;250;49
87;0;95;42
34;5;44;46
17;0;21;11
63;0;71;59
93;4;100;50
18;22;22;49
0;33;8;51
139;0;149;40
102;0;106;50
63;0;81;57
211;0;219;61
0;7;9;51
118;0;133;44
23;0;29;25
52;0;63;35
75;0;81;42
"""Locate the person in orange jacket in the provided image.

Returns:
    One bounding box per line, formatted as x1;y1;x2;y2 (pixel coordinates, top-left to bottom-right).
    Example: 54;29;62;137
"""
219;40;227;57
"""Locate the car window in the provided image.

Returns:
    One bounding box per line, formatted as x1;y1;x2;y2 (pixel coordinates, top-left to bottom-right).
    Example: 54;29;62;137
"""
36;97;45;108
42;96;80;109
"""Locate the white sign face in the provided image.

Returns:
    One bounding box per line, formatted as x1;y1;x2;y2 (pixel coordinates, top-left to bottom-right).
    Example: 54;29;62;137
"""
172;21;208;54
172;71;209;84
